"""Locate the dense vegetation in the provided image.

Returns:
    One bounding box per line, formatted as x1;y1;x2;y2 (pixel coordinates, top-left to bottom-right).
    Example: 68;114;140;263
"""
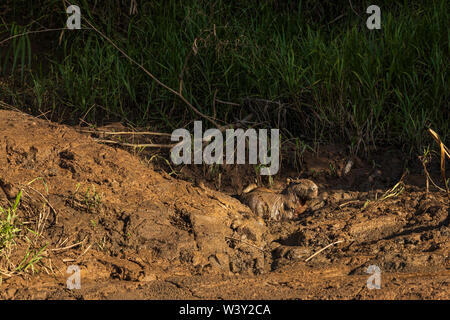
0;0;448;156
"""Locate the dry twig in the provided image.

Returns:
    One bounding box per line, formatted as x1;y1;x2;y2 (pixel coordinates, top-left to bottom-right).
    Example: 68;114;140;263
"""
304;240;344;262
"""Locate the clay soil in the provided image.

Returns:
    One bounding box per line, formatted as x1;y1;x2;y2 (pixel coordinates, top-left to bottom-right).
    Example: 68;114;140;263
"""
0;109;448;300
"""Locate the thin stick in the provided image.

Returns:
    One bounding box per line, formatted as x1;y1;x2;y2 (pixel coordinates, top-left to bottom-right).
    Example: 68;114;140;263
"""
304;240;344;262
0;100;24;113
421;158;447;193
26;186;59;224
75;243;93;262
78;129;172;137
0;28;72;46
50;240;85;252
93;139;175;148
428;128;450;159
214;98;240;107
339;200;360;208
348;0;362;18
427;128;449;198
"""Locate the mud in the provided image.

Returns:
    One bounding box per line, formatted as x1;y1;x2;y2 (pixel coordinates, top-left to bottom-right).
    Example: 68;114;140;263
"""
0;110;448;300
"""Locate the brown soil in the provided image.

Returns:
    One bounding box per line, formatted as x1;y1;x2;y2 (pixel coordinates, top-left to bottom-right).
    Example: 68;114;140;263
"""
0;110;448;300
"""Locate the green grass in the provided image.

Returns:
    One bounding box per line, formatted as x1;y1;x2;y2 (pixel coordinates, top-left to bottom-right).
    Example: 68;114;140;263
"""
0;186;50;276
70;183;103;213
0;190;22;250
0;190;23;277
0;0;448;156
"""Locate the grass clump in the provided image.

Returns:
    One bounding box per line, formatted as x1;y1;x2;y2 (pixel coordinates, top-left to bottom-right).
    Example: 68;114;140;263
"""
0;190;22;250
0;188;49;278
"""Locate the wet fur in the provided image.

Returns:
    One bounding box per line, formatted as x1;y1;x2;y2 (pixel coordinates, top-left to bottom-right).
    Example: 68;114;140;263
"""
239;179;318;221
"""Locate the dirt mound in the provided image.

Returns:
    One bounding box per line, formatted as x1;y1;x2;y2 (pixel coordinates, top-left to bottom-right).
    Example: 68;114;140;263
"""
0;110;448;300
0;110;269;285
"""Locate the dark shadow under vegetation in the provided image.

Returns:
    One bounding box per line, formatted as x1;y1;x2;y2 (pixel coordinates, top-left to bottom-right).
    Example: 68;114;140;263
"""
0;0;448;158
